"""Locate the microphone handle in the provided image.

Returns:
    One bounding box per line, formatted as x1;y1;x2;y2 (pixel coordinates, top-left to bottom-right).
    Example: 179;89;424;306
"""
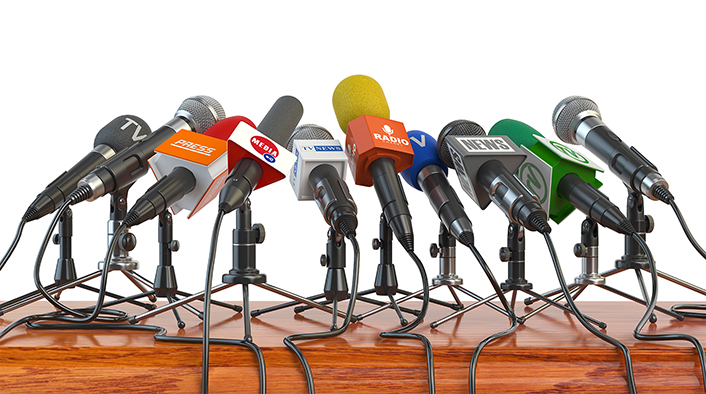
308;164;358;236
219;158;264;214
27;145;116;221
86;118;188;199
370;157;414;251
557;173;634;235
477;159;546;231
581;121;665;199
125;166;197;227
417;164;473;244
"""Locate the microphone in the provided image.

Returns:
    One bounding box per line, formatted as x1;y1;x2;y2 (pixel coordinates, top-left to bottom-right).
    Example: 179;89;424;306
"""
552;96;672;203
437;120;551;234
488;119;635;235
287;124;358;237
332;75;415;251
218;97;301;213
400;130;474;246
76;96;225;203
23;115;151;222
123;128;233;227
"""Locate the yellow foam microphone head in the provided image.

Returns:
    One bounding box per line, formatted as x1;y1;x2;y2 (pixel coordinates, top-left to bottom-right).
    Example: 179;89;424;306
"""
332;74;391;132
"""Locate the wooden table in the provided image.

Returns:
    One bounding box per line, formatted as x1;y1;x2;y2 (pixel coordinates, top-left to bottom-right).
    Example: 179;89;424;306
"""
0;299;704;393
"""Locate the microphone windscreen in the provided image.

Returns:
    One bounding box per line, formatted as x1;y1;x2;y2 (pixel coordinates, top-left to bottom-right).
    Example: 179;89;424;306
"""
552;96;601;144
94;115;151;152
437;120;485;169
488;119;544;149
257;96;304;147
400;130;448;191
174;95;226;134
286;124;334;152
332;75;390;133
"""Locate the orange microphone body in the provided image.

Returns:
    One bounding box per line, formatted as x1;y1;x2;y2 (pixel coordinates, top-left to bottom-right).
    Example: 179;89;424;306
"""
334;75;415;251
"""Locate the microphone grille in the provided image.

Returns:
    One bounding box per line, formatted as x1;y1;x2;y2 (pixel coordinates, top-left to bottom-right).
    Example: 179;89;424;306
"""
437;120;486;169
552;96;601;144
94;115;151;152
286;124;334;152
175;95;226;134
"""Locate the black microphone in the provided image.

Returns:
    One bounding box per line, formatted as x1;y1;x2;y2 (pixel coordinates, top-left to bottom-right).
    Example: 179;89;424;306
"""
218;96;303;213
23;115;151;222
400;130;474;246
287;124;358;237
552;96;672;203
437;120;551;234
76;96;225;203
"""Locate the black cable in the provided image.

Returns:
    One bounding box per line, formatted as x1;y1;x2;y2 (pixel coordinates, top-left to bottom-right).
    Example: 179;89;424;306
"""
630;233;706;391
379;249;435;394
283;234;361;394
0;306;129;341
23;318;266;394
202;209;225;392
32;197;124;322
667;198;706;318
669;199;706;259
0;197;131;341
0;218;26;272
465;243;518;394
542;232;637;394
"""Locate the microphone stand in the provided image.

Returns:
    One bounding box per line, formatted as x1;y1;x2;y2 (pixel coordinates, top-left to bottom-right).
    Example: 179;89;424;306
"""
525;191;689;322
128;199;347;327
0;189;153;316
249;225;416;322
0;189;241;327
354;214;461;325
430;222;606;328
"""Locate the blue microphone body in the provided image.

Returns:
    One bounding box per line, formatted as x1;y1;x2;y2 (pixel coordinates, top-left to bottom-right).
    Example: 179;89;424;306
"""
401;130;474;246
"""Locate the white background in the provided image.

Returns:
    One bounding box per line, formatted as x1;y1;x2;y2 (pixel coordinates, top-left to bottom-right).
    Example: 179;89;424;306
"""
1;1;705;306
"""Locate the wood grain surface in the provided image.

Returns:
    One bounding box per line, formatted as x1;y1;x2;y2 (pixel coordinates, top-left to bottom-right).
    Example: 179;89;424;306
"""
1;298;704;393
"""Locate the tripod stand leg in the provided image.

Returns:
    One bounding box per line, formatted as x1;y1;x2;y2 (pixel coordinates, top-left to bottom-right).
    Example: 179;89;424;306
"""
170;294;206;320
166;293;186;329
355;295;422;316
254;283;351;320
447;286;464;309
242;284;253;342
650;269;706;297
0;271;102;315
356;284;443;321
570;285;588;301
0;283;61;309
122;270;157;302
634;269;658;323
518;285;581;324
176;290;242;313
510;290;517;310
430;291;508;329
396;288;461;310
293;292;421;316
598;267;625;278
126;270;242;313
77;284;155;310
523;283;578;306
129;283;235;324
255;293;326;316
523;289;606;328
454;286;509;316
331;293;339;330
597;284;684;321
386;288;408;326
